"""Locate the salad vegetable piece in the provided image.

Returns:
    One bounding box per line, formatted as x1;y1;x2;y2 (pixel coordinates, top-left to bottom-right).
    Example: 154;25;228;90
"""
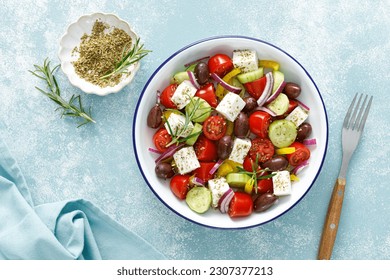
146;49;316;218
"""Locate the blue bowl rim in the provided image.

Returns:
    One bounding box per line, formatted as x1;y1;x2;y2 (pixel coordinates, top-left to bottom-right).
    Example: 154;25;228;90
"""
132;35;329;230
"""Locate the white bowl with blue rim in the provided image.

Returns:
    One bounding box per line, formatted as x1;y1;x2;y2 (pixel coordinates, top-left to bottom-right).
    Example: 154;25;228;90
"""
133;36;328;229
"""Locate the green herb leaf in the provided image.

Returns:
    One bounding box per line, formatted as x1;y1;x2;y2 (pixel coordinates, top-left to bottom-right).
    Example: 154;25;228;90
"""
100;38;152;80
30;58;96;127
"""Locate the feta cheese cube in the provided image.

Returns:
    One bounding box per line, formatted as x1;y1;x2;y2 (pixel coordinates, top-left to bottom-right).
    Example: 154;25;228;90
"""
173;146;200;175
208;177;230;208
228;138;252;164
272;170;291;196
164;113;194;138
232;49;259;73
216;92;246;122
171;80;197;109
285;106;309;127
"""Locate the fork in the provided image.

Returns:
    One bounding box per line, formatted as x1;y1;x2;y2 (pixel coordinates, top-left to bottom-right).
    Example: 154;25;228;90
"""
318;93;373;260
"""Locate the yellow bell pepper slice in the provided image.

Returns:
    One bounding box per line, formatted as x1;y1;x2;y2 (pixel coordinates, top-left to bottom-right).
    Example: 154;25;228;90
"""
290;174;300;182
215;68;242;100
276;147;296;155
244;177;255;194
259;60;280;71
216;162;234;178
225;120;234;136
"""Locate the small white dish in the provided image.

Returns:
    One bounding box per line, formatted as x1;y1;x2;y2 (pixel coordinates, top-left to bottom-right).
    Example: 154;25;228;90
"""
133;36;328;229
59;13;140;96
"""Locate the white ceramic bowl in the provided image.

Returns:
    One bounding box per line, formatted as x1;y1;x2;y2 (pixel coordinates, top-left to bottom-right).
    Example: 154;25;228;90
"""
133;36;328;229
59;13;140;96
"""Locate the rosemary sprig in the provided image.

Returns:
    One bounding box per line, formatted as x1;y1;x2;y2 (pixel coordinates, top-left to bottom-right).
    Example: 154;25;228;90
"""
30;58;96;127
165;97;212;146
237;155;275;194
100;38;151;79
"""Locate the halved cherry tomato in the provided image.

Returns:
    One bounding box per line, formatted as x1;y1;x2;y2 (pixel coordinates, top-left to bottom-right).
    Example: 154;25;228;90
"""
160;84;177;109
286;142;311;166
228;192;253;218
208;54;234;77
203;115;227;141
249;111;272;138
194;162;216;182
257;177;273;194
194;135;218;161
248;138;275;163
243;155;261;172
153;128;172;152
244;76;267;99
170;174;190;200
195;83;218;107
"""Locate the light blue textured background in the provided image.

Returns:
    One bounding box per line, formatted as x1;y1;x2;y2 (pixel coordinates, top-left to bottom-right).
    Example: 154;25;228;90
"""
1;0;389;260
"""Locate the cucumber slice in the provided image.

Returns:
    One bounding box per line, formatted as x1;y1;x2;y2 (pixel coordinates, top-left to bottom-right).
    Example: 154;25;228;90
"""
171;71;190;84
186;187;211;214
231;77;245;97
226;173;252;188
268;119;297;148
185;97;211;123
267;93;289;116
185;123;202;145
237;68;264;84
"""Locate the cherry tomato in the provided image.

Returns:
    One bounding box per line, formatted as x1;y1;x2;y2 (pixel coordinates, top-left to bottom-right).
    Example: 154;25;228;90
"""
195;83;218;107
160;84;177;109
286;142;311;166
170;174;190;200
243;155;261;172
257;178;273;194
228;192;253;218
153;128;172;152
194;135;218;161
203;115;227;141
194;162;216;182
249;111;272;138
248;138;275;163
244;76;267;100
208;54;234;77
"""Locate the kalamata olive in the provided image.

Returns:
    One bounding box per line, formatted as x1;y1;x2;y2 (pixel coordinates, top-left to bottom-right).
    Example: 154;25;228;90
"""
147;104;162;128
254;193;278;212
296;122;312;142
155;162;174;179
283;82;301;99
234;112;249;138
217;135;233;160
194;62;210;85
262;155;288;171
242;96;257;112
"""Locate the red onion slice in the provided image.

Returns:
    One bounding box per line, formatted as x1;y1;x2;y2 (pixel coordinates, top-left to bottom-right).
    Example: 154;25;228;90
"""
209;159;224;175
148;147;162;154
155;143;185;164
265;81;286;104
257;72;274;107
187;71;200;89
291;161;309;175
297;100;310;111
184;56;210;68
218;188;234;213
191;176;205;186
255;106;277;117
303;138;317;146
210;72;242;94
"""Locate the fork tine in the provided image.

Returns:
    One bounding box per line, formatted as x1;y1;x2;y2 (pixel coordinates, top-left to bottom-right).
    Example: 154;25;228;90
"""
348;94;363;129
352;95;368;130
358;95;373;132
343;93;358;128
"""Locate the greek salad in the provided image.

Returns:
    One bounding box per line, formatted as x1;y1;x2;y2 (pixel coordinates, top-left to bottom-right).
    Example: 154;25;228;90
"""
146;49;316;218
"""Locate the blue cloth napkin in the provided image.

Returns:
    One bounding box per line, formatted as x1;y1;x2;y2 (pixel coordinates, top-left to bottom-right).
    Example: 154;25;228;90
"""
0;136;165;260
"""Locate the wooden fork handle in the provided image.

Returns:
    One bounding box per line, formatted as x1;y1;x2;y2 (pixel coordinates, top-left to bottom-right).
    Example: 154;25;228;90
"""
317;178;346;260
